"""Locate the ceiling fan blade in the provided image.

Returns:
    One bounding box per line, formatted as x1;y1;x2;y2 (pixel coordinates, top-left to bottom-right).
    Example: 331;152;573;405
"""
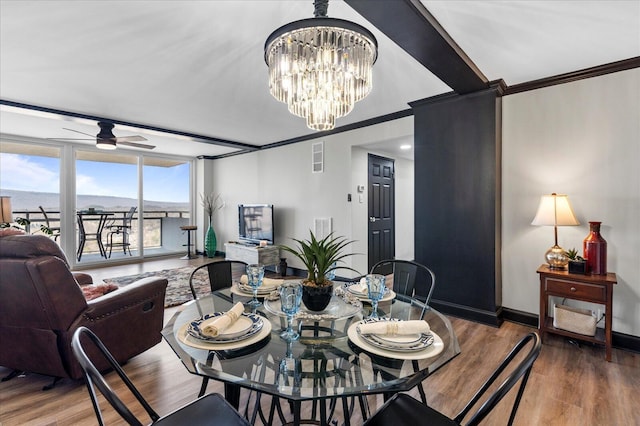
113;135;148;142
63;127;96;138
118;141;156;149
46;137;95;141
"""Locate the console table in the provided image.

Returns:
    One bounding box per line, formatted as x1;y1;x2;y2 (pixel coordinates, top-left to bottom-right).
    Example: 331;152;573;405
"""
537;264;617;361
224;242;279;267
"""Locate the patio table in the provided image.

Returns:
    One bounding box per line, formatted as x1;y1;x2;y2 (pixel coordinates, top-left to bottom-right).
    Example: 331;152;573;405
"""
76;210;113;261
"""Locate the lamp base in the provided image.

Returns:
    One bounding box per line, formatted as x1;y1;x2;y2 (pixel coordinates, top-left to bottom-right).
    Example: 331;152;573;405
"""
545;245;569;269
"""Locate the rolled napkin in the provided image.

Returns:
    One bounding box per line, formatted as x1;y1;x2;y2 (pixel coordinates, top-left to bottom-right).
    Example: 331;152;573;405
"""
358;320;430;336
240;275;284;289
348;278;368;294
200;302;245;337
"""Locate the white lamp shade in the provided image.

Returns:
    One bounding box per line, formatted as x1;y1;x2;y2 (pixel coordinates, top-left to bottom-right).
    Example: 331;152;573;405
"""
531;194;579;226
0;196;13;223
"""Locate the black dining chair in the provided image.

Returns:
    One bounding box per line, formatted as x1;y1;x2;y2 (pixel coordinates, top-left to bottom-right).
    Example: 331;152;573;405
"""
188;260;248;399
363;332;542;426
105;206;136;258
370;259;436;306
71;326;250;426
370;259;436;404
189;260;248;300
39;206;61;240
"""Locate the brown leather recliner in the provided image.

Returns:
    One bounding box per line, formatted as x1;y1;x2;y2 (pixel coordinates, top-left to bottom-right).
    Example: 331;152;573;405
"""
0;234;168;380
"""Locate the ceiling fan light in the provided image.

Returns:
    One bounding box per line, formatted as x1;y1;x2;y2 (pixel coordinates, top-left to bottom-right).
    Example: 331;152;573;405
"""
265;3;377;131
96;139;117;150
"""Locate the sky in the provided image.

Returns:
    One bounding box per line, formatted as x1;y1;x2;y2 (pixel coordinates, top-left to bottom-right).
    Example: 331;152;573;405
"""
0;153;189;202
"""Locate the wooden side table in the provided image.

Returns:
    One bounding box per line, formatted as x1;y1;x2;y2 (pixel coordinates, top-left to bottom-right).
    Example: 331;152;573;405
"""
537;264;617;361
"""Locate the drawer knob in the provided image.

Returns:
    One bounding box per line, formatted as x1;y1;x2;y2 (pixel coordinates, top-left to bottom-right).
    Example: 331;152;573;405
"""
570;287;577;292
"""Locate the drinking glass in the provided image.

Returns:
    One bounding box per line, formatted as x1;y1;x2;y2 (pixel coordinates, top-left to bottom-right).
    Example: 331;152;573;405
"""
279;281;303;341
366;274;386;319
245;264;265;307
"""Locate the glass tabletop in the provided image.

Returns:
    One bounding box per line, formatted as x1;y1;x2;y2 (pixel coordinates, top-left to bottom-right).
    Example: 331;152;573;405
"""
161;288;460;402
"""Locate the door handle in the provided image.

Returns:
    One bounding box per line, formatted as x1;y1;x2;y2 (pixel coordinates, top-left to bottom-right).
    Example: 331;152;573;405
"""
369;216;376;223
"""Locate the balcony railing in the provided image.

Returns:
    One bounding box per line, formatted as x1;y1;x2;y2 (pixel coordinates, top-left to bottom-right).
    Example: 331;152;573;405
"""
12;209;192;261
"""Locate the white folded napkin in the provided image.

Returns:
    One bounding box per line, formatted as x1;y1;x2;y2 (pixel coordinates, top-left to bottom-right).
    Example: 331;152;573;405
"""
358;320;430;336
240;275;283;289
200;302;245;337
348;278;368;294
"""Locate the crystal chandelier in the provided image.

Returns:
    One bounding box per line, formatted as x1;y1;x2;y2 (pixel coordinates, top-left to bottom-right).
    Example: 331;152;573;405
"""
264;0;378;131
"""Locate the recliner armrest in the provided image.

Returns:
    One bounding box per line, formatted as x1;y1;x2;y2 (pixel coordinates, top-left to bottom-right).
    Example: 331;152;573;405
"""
84;277;168;319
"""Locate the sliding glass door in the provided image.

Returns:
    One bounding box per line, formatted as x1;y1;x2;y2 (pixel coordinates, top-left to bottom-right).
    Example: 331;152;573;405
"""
143;158;191;254
75;150;139;263
1;139;193;265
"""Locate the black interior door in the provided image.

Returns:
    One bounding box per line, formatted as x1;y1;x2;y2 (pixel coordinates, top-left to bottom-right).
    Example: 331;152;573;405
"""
368;154;395;271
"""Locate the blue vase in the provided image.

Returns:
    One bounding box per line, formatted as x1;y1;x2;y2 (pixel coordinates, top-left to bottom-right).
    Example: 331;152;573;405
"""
205;220;217;258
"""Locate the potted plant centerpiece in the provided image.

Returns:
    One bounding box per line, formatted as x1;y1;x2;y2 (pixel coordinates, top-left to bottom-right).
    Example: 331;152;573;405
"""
280;231;358;311
566;248;587;274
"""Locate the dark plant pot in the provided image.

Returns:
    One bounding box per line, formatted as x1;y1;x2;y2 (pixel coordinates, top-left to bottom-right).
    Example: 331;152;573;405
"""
568;260;587;274
302;283;333;311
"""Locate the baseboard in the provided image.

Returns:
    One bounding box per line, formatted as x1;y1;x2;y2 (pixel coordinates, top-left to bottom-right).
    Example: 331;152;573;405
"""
429;299;503;327
500;308;640;354
501;307;538;327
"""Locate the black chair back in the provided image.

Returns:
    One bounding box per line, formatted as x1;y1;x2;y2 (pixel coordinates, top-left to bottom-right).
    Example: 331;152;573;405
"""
364;332;542;426
72;326;251;426
456;332;542;425
371;259;436;305
71;327;159;426
189;260;248;299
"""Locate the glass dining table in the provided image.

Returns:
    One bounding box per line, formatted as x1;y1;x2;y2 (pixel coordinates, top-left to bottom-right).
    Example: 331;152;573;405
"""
162;285;460;426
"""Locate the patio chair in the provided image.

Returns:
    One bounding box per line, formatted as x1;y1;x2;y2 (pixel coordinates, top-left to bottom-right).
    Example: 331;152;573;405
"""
39;205;61;240
105;206;135;258
363;332;542;426
72;326;249;426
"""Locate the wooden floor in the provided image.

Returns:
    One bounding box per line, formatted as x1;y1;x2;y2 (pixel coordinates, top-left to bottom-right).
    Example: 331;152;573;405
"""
1;256;638;425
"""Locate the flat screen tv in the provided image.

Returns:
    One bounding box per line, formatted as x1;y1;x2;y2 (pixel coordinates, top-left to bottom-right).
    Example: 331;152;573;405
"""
238;204;274;245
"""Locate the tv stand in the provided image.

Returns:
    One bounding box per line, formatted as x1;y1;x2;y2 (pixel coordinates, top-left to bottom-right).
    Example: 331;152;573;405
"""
224;242;279;267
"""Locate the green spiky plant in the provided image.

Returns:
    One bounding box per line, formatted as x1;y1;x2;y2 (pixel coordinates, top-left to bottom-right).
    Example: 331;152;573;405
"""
565;248;584;261
280;231;359;287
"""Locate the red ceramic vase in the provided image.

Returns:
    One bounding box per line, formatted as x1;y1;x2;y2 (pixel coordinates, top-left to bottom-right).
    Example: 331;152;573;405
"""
583;221;607;275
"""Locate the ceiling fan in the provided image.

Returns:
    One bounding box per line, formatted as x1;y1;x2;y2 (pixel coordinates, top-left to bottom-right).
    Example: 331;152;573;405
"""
50;121;155;150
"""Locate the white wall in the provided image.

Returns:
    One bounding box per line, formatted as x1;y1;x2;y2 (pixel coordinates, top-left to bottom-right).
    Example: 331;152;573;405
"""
211;117;415;278
502;68;640;336
210;68;639;337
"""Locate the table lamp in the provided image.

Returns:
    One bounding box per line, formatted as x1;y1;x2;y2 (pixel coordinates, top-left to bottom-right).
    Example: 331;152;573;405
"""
531;193;579;269
0;196;13;225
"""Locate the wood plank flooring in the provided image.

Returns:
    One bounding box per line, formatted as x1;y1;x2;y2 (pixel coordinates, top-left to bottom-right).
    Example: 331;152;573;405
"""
1;257;638;425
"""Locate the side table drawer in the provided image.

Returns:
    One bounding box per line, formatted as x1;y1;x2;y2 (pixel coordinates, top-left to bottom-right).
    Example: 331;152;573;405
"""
546;279;605;300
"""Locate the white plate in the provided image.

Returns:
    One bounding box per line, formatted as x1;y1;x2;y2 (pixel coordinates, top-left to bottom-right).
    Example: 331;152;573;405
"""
344;283;396;302
347;320;444;360
178;319;272;351
359;330;434;352
231;283;277;297
188;313;263;342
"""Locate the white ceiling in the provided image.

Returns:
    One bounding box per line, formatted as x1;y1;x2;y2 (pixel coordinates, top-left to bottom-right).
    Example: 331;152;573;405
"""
1;0;638;158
